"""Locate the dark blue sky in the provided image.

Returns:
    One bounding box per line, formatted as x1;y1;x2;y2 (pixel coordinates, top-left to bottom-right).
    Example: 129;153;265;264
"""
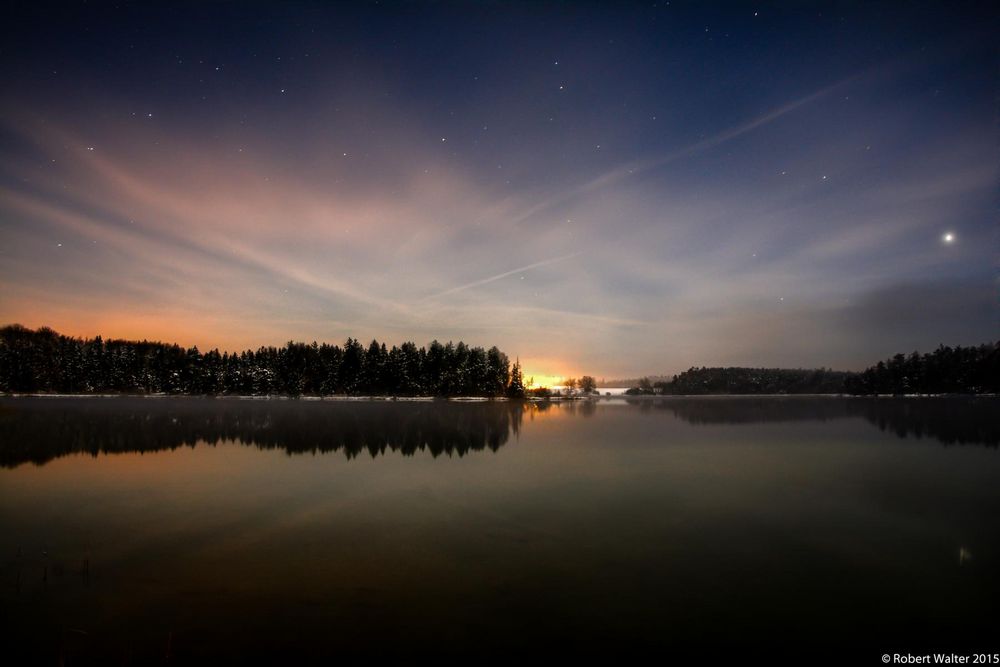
1;1;996;379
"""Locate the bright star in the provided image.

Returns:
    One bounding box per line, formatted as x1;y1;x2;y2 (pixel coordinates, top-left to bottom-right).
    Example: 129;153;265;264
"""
942;232;955;244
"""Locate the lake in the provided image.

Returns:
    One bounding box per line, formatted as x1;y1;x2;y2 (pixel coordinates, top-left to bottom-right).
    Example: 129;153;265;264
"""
1;396;997;663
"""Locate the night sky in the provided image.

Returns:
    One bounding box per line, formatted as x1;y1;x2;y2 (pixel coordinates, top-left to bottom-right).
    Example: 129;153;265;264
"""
1;1;995;380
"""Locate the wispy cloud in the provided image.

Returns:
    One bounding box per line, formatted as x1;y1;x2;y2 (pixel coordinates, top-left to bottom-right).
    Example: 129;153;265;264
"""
0;44;994;375
420;252;583;301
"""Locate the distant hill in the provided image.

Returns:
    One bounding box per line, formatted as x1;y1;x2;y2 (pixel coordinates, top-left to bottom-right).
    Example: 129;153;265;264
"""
598;376;672;388
617;341;999;396
652;367;852;395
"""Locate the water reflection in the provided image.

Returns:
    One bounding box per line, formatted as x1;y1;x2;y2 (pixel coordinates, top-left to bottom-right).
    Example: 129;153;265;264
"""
1;396;998;662
624;396;1000;446
0;398;523;467
0;396;996;469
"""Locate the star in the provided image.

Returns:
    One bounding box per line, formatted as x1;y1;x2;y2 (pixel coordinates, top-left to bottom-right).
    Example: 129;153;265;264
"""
942;232;955;244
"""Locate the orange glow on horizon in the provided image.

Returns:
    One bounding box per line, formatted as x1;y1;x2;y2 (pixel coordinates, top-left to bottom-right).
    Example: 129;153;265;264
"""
1;304;279;353
2;313;599;379
522;374;564;389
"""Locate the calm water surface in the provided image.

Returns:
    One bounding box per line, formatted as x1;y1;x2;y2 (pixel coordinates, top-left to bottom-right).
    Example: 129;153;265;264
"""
1;397;998;663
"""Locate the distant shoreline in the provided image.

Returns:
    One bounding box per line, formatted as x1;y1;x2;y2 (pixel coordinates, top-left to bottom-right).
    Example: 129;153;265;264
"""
0;392;576;402
3;392;996;401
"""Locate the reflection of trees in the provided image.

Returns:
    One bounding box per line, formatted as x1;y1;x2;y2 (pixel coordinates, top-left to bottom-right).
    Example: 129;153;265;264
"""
625;397;858;423
853;397;999;447
2;396;994;468
0;398;524;467
620;397;999;447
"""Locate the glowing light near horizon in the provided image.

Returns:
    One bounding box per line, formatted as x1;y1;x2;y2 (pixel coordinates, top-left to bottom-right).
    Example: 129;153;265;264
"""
942;232;955;244
522;373;570;389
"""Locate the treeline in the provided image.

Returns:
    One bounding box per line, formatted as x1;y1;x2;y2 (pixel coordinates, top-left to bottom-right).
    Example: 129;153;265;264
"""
843;343;999;395
625;341;999;396
630;367;852;395
0;324;528;397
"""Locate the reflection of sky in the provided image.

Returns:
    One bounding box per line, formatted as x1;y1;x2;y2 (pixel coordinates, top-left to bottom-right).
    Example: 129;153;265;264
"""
0;3;995;377
2;400;998;660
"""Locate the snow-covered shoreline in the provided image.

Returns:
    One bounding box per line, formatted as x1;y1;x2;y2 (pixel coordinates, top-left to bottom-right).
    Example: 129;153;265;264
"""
3;392;993;401
1;393;591;402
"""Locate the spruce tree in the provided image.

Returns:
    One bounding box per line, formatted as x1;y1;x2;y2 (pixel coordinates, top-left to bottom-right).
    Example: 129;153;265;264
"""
507;359;525;398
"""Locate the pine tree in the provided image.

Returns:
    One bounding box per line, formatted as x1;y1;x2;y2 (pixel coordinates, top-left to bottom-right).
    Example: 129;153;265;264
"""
507;359;525;398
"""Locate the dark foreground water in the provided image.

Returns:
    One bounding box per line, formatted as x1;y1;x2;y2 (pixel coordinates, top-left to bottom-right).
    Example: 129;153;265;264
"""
0;396;998;664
